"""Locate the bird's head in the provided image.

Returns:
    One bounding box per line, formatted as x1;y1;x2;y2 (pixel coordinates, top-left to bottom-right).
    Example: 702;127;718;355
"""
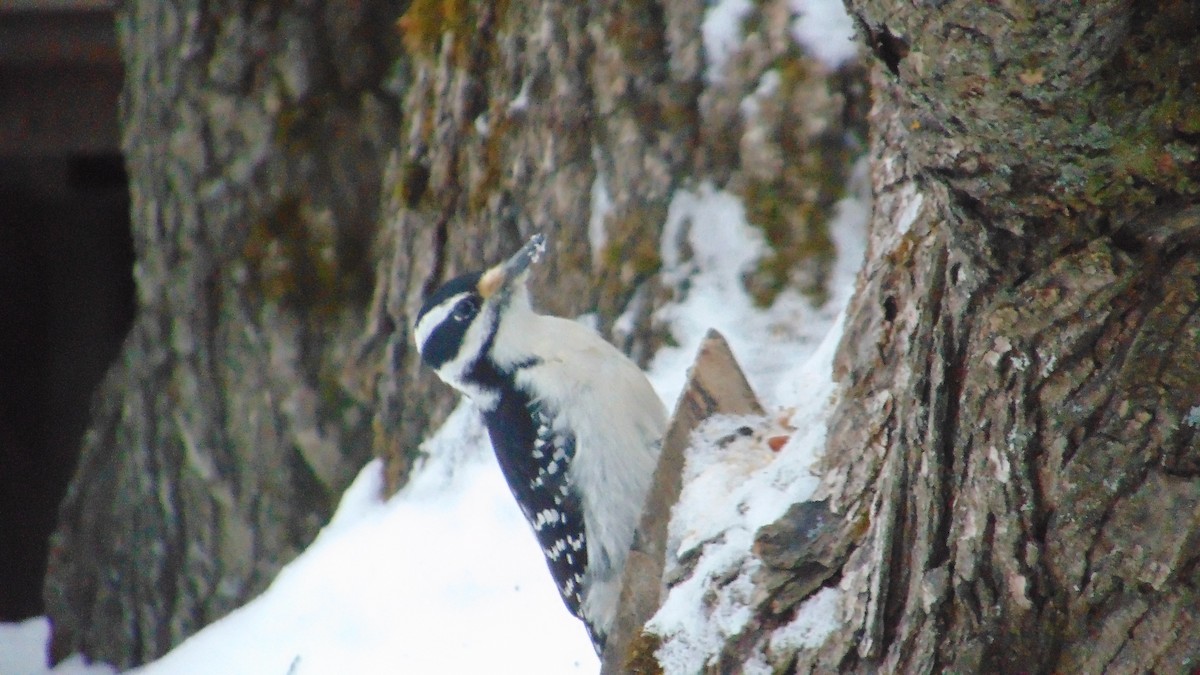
413;233;547;395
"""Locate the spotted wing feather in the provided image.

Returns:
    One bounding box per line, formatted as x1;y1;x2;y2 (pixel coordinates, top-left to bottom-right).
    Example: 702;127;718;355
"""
481;390;590;620
524;402;589;616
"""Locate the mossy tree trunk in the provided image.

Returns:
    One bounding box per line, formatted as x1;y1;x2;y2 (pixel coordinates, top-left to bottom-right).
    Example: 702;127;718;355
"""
45;0;403;668
757;2;1200;672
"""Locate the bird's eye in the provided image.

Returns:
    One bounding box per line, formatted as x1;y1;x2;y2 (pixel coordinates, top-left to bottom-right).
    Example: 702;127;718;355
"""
452;298;479;322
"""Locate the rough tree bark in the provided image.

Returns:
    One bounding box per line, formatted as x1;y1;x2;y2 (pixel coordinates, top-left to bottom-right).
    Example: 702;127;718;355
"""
746;2;1200;673
45;1;403;667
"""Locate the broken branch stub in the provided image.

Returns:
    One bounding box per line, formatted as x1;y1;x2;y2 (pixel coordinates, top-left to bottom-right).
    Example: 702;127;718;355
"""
601;329;763;674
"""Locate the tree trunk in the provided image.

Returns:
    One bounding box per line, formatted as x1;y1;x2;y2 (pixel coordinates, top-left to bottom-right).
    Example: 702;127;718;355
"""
45;1;403;667
765;2;1200;672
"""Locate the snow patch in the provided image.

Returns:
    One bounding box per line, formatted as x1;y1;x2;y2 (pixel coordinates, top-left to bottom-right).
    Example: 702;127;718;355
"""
0;617;115;675
648;314;841;673
671;415;784;557
125;404;595;675
702;0;754;82
652;178;865;412
789;0;859;68
652;183;765;405
649;534;761;674
588;162;613;265
767;587;841;654
895;187;923;235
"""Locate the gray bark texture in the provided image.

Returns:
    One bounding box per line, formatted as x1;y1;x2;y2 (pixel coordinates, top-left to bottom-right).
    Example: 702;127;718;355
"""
742;2;1200;673
45;0;403;667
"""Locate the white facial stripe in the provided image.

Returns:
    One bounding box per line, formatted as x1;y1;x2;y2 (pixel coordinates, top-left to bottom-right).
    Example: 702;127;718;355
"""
441;305;491;375
424;299;501;411
413;291;470;355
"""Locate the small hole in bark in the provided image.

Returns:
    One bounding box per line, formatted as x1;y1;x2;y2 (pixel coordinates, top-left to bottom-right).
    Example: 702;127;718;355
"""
402;162;430;208
949;263;961;285
871;24;909;75
1109;228;1144;255
883;296;898;321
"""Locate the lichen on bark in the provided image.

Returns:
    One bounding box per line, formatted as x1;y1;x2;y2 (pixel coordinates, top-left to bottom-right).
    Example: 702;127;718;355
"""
766;1;1200;672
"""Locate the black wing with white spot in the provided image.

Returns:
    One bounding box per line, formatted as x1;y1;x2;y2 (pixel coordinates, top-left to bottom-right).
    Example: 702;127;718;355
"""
524;401;589;616
481;390;590;619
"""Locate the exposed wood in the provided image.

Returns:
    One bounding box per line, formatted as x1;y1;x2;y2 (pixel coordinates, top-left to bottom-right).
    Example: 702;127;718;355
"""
602;329;763;674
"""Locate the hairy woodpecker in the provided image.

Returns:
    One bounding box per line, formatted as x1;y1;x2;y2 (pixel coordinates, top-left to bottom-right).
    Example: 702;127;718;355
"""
413;234;667;653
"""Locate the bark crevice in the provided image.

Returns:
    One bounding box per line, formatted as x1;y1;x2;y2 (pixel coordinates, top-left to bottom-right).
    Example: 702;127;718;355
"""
789;0;1200;669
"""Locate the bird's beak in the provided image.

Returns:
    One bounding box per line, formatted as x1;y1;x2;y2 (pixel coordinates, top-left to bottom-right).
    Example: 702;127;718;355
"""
478;233;547;300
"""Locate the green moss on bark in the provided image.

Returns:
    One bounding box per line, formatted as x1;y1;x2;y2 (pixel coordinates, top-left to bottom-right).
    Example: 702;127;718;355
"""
738;51;868;305
243;196;369;319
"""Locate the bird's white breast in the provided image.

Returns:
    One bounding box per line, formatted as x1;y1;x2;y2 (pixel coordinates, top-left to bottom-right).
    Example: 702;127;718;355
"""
492;307;668;629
